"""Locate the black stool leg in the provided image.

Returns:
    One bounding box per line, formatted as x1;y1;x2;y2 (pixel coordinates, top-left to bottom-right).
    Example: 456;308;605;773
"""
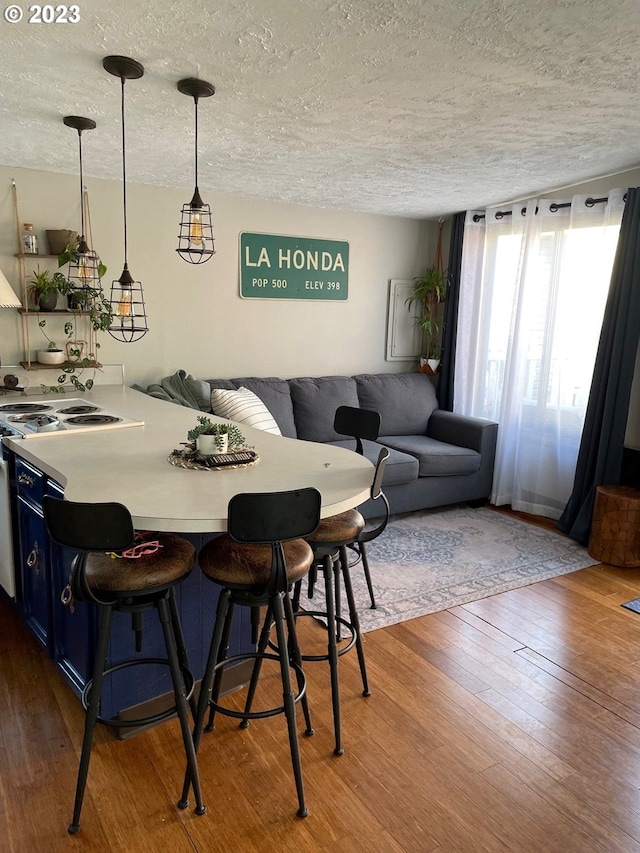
157;595;206;816
205;598;236;732
360;542;377;609
340;545;370;697
180;588;231;809
168;590;198;721
68;604;114;834
323;553;343;756
334;555;343;641
283;591;314;737
239;603;273;728
272;591;308;818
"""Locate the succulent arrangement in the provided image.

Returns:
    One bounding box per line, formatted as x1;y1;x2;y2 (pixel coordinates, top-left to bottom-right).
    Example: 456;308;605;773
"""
187;416;245;450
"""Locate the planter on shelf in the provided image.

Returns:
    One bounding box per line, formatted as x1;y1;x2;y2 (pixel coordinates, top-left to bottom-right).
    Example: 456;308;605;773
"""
38;290;59;311
37;348;66;365
46;229;78;256
65;340;87;364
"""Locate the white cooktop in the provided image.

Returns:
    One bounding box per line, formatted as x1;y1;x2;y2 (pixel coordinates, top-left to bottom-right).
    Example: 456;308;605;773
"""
0;397;144;438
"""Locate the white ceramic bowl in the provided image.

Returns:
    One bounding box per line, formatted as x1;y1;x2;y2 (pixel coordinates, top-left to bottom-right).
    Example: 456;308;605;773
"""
37;348;66;365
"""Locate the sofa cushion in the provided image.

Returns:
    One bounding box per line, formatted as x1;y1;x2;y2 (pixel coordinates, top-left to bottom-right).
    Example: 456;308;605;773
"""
354;373;438;436
211;387;281;434
378;435;481;477
326;438;419;486
289;376;359;442
230;377;298;438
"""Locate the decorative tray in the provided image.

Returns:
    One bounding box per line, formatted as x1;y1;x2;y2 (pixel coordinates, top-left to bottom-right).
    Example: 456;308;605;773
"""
168;446;259;471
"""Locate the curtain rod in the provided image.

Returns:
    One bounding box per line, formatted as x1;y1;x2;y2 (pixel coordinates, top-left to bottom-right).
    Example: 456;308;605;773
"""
471;194;624;223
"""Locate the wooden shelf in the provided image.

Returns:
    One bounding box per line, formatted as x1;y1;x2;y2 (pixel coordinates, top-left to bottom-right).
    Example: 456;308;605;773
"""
15;253;59;260
20;361;101;371
18;308;92;316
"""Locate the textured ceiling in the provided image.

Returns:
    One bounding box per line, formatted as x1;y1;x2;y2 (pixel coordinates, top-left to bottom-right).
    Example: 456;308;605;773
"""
1;0;639;218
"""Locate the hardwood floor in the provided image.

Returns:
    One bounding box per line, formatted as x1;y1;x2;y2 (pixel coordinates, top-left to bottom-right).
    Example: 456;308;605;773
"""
3;543;640;851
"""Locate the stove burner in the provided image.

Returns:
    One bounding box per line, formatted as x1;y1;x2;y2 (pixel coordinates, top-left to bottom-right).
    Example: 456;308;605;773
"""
57;405;100;415
65;414;122;426
0;403;51;414
9;413;49;424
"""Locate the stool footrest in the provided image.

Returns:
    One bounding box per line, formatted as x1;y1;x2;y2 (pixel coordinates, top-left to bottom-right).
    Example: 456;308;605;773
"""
82;657;195;729
208;651;307;721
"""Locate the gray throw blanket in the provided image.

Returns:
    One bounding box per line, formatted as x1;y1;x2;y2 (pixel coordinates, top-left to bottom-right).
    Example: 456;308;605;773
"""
132;369;211;412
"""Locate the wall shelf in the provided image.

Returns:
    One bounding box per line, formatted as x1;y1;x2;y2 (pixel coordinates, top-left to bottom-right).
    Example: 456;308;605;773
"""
20;361;101;371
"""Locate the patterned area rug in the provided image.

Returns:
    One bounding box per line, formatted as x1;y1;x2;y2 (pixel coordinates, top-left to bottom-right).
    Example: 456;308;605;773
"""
311;506;598;634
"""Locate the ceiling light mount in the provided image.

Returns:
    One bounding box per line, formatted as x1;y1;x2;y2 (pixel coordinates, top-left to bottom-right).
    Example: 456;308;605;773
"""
176;78;216;101
176;76;216;264
102;55;144;81
103;54;148;343
63;115;97;133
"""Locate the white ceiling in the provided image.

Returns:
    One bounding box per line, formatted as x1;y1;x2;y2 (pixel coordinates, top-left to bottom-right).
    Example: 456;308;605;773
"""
1;0;639;219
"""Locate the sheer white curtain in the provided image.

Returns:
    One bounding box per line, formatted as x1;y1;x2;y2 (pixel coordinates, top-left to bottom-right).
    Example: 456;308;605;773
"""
455;191;626;518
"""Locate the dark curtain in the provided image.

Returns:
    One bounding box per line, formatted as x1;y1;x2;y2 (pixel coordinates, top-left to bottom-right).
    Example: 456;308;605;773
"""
558;187;640;543
437;211;466;410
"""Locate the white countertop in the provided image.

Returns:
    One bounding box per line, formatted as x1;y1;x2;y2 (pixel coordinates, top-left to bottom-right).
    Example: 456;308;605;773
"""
4;385;373;533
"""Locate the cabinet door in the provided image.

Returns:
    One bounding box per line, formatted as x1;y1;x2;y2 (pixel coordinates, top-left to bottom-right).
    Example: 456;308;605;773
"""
47;481;97;699
17;495;52;654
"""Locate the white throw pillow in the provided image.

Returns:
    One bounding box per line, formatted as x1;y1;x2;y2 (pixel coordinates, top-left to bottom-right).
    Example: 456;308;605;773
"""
210;386;281;435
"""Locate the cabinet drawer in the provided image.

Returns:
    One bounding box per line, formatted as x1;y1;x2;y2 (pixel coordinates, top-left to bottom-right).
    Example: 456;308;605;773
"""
16;459;45;507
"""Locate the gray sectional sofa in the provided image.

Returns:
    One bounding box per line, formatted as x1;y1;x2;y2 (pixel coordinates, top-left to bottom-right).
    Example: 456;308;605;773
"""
205;372;498;518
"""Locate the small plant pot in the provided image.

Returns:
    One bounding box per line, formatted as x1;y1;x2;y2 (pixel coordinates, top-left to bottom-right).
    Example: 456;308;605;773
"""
196;434;228;455
65;340;87;364
46;229;78;255
38;291;58;311
37;348;66;365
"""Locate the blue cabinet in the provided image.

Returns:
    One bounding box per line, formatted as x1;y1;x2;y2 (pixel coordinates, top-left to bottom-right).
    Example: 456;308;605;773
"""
48;480;97;700
16;458;52;655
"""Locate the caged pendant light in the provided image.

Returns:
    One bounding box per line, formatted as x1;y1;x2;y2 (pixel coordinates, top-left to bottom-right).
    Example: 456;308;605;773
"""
103;55;148;342
176;78;216;264
62;116;104;297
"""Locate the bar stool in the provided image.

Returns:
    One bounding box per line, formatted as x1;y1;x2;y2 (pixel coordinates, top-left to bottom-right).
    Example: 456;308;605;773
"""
42;497;206;835
334;405;390;609
181;488;320;819
294;446;389;756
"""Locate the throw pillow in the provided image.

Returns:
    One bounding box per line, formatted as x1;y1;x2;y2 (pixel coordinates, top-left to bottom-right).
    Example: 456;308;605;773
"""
210;386;281;435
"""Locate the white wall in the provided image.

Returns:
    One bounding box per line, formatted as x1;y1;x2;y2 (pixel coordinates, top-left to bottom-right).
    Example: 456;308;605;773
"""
0;165;435;387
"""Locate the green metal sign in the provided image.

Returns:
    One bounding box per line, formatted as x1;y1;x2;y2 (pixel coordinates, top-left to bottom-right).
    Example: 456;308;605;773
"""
240;232;349;300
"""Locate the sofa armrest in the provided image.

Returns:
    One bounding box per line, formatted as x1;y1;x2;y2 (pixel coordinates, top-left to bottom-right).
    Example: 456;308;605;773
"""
427;410;498;454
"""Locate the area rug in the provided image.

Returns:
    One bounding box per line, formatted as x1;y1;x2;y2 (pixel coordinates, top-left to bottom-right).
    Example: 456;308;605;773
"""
308;506;599;633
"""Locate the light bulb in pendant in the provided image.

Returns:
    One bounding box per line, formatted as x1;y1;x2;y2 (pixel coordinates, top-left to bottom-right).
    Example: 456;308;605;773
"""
189;208;204;247
77;254;91;280
116;287;134;320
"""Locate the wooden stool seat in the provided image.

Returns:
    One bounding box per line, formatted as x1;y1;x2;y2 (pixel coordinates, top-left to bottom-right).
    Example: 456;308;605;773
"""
85;533;195;593
305;509;364;546
589;485;640;567
200;536;313;588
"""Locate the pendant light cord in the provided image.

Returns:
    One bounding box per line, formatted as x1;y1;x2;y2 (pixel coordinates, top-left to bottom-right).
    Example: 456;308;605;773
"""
120;75;129;265
77;130;86;237
193;95;199;190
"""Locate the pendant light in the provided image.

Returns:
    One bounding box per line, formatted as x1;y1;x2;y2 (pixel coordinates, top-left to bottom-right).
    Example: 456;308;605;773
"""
62;116;104;295
103;55;148;342
176;77;216;264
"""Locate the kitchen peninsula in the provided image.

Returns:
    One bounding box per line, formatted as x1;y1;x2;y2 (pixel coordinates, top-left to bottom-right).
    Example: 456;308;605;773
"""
2;383;373;727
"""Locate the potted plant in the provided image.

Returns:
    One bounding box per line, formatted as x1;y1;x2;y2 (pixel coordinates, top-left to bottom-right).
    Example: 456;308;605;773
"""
27;267;71;311
405;264;449;374
36;320;66;364
187;416;245;455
